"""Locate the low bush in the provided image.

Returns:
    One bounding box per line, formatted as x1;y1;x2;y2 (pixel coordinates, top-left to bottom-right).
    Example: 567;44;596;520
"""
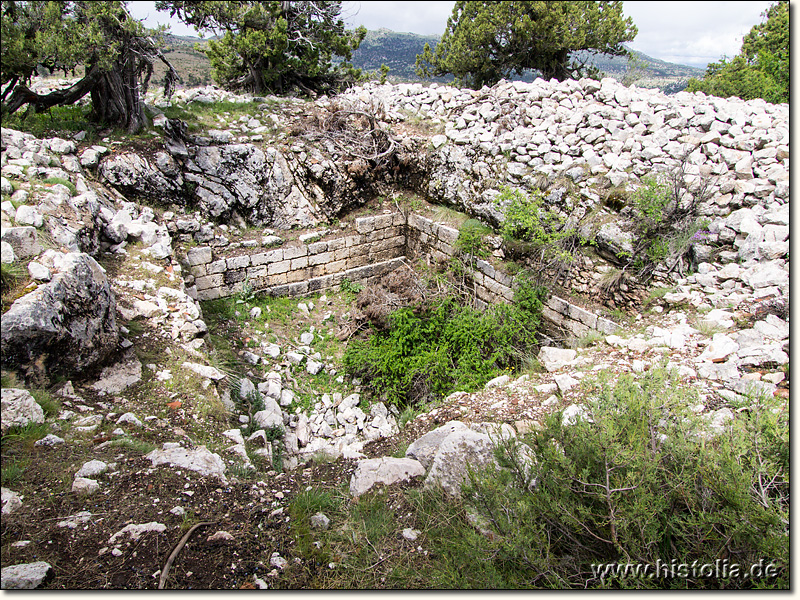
493;187;588;283
452;368;789;588
454;218;492;260
343;279;548;406
626;164;713;279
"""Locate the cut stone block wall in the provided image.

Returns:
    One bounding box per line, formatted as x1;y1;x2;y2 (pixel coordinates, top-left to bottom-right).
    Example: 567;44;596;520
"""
181;210;617;339
187;211;406;301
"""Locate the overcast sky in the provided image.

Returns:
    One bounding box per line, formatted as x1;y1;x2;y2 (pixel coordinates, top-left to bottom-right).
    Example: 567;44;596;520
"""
128;1;777;69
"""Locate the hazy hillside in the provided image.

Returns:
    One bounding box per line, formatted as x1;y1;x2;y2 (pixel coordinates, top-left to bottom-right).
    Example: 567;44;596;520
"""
155;30;704;94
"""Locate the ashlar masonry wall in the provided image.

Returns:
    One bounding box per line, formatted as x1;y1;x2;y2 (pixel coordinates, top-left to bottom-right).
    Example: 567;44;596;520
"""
186;212;406;300
404;213;618;339
182;211;617;340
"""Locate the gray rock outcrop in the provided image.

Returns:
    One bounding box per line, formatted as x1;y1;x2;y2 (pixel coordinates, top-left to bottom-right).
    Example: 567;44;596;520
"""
1;561;53;589
1;252;118;379
423;429;498;496
349;456;426;497
145;444;228;482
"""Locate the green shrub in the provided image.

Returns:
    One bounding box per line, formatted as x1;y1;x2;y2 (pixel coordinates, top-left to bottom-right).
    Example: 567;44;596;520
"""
343;279;548;406
453;368;788;588
495;187;578;267
627;171;711;278
454;219;492;259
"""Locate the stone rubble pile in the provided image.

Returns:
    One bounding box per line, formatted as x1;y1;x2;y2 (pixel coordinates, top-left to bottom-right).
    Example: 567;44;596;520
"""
342;78;788;214
0;77;790;588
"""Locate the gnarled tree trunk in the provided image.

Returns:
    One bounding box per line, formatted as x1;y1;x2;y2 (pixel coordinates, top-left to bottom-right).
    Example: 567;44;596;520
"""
3;43;176;134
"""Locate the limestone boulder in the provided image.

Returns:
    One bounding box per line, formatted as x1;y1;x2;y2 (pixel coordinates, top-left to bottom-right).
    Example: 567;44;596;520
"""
424;429;497;496
1;562;53;589
1;388;45;434
405;421;469;470
1;487;23;515
349;457;426;497
1;253;118;379
145;444;227;482
538;347;577;372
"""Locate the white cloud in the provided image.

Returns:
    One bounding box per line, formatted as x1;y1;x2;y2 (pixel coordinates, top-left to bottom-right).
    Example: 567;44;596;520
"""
623;1;774;67
343;1;455;35
127;1;199;37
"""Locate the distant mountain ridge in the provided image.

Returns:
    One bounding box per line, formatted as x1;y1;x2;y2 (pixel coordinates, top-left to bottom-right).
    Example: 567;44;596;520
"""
157;29;705;93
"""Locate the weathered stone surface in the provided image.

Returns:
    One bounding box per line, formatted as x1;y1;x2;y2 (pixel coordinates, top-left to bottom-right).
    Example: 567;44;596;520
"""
253;395;283;430
1;226;42;259
1;253;118;379
1;487;23;515
75;460;108;479
108;522;167;545
181;362;227;381
349;457;425;497
405;421;469;470
91;351;142;395
1;561;53;589
538;347;577;372
698;333;740;362
484;374;510;389
424;429;497;496
72;477;100;496
310;512;330;530
0;388;45;434
145;444;227;482
0;240;15;264
100;152;185;204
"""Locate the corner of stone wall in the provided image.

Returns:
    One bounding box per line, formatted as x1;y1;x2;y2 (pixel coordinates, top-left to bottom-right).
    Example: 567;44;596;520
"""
178;210;619;341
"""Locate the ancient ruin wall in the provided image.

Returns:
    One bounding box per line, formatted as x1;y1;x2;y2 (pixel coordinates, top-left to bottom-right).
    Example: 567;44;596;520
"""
182;211;617;340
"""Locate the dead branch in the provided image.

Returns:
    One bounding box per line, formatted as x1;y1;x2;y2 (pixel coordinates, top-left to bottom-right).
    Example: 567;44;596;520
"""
301;100;399;165
158;521;216;589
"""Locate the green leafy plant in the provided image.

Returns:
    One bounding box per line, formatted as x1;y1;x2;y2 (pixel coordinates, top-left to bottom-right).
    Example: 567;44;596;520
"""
625;164;713;279
454;218;492;260
343;278;548;407
495;187;579;273
340;277;364;298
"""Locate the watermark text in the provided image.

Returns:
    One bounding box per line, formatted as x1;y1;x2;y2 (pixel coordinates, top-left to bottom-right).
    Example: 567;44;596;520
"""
591;559;779;581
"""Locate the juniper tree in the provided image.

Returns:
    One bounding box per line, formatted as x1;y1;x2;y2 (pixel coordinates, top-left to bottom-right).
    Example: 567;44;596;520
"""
1;0;176;133
415;1;637;88
156;1;366;96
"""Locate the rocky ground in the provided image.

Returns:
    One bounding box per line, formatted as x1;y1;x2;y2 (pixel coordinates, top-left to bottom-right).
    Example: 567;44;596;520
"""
0;76;790;589
1;212;788;587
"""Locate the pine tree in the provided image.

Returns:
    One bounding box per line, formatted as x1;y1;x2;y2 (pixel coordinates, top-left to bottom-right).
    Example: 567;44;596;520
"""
415;1;637;88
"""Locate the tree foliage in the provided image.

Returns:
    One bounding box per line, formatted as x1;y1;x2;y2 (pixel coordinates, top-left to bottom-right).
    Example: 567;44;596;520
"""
156;1;366;95
415;1;637;88
687;1;788;104
1;1;176;133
